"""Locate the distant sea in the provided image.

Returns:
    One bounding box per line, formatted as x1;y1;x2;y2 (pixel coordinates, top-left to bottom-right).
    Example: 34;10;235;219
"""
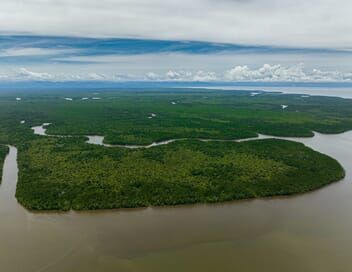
0;81;351;99
189;85;352;99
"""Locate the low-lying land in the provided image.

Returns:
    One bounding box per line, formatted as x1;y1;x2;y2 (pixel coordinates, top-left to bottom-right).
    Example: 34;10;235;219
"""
0;88;350;210
0;145;9;183
16;136;344;210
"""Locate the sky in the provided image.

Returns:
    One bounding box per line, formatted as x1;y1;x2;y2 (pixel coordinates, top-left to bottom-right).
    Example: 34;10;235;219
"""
0;0;352;83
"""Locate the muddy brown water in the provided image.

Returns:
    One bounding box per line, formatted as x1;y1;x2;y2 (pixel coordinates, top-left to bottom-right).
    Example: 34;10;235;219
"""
1;131;352;272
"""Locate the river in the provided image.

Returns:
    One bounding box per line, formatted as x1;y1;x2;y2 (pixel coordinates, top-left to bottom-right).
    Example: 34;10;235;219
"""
1;131;352;272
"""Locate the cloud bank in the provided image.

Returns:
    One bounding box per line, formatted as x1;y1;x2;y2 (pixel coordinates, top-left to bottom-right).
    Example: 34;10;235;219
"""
3;64;351;83
1;0;351;48
225;64;352;82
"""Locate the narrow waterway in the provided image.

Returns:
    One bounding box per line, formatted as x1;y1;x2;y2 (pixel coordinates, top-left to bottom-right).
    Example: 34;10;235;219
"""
1;132;352;272
32;123;272;148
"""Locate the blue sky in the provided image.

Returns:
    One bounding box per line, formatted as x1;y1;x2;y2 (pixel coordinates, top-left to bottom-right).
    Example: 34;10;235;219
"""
1;0;352;82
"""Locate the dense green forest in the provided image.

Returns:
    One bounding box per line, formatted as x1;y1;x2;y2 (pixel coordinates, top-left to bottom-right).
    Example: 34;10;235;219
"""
15;137;344;210
0;88;350;210
0;145;9;183
1;88;352;145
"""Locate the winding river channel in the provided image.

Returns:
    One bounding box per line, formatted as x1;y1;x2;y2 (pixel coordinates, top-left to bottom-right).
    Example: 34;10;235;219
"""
32;123;273;148
1;127;352;271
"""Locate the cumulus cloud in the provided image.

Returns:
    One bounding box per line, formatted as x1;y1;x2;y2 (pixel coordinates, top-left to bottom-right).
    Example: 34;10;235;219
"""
145;72;160;80
153;70;218;81
165;70;193;81
225;63;352;82
309;69;352;82
0;0;351;48
225;64;306;81
1;64;351;82
143;65;352;82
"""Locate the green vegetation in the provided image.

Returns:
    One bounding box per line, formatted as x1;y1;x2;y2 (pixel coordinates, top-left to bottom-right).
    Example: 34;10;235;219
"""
0;88;350;210
0;145;9;183
1;89;352;145
15;136;344;210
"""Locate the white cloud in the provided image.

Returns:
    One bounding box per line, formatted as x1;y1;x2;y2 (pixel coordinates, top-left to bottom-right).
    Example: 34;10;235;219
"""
87;72;107;80
0;0;351;48
5;68;135;82
309;69;352;82
147;65;352;82
1;64;351;82
145;72;160;80
165;70;192;81
17;68;54;80
0;48;76;57
225;64;307;81
193;71;217;81
47;51;352;79
225;63;352;82
163;70;217;81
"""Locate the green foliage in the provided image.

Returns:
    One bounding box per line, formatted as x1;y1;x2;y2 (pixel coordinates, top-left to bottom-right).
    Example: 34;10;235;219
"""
0;89;348;210
1;89;352;145
0;145;9;183
15;137;344;210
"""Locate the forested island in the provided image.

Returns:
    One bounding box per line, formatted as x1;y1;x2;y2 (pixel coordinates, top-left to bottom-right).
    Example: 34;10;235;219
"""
0;88;350;210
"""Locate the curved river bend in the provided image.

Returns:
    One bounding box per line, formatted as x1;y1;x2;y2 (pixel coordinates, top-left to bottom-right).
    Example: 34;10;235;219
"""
32;123;273;148
1;130;352;272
